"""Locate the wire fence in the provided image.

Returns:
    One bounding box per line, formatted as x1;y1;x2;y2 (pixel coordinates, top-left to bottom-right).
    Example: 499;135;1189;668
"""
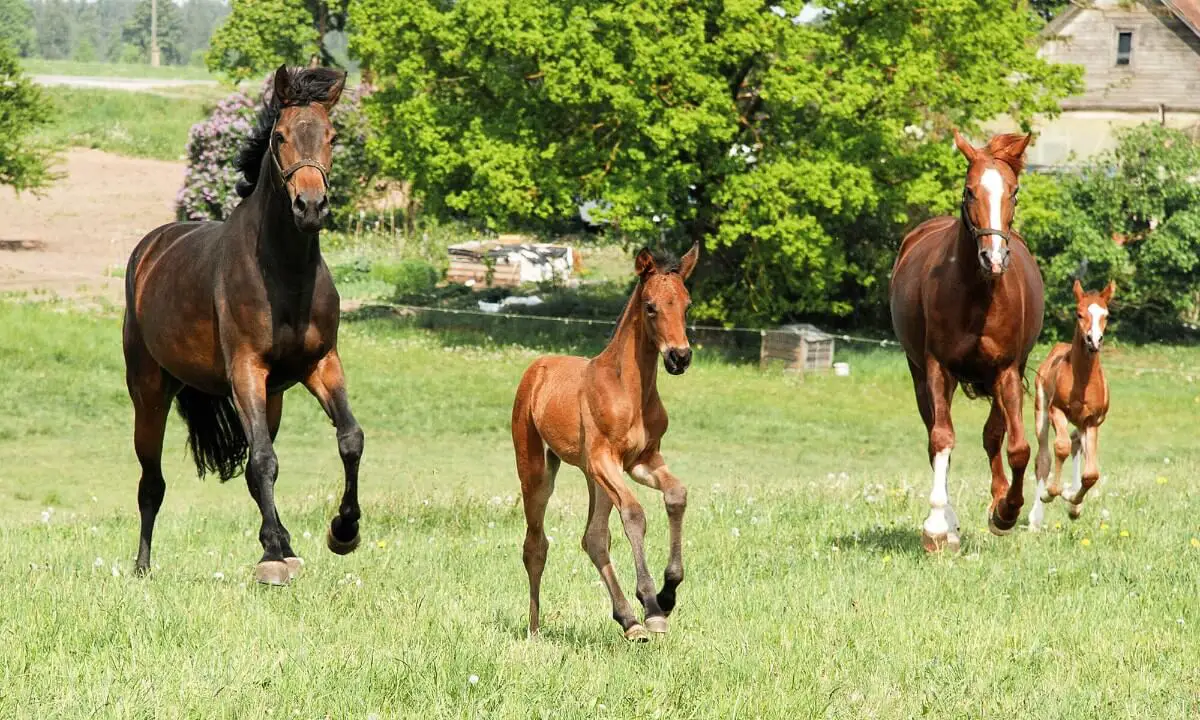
352;301;1200;379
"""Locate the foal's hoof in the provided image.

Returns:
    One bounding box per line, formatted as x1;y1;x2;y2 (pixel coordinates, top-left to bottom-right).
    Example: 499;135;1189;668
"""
988;512;1016;537
1065;502;1083;520
623;624;650;643
921;530;961;553
253;560;292;586
644;616;669;635
326;526;361;555
283;556;304;580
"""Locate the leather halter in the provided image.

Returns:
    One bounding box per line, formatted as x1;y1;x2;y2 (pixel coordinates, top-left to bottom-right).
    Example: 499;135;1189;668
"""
268;117;330;189
960;188;1012;243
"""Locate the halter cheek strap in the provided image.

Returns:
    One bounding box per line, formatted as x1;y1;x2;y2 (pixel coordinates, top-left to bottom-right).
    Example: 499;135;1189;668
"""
961;190;1011;243
269;119;330;189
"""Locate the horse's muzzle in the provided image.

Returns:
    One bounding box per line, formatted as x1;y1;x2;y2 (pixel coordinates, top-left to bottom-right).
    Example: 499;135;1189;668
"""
292;190;329;233
663;347;692;375
1085;334;1103;352
978;246;1011;276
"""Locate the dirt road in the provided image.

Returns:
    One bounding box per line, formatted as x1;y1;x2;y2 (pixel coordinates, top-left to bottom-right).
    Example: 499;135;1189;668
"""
2;148;184;300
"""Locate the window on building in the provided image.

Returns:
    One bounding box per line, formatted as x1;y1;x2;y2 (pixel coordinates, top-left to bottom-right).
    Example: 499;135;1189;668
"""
1116;31;1133;65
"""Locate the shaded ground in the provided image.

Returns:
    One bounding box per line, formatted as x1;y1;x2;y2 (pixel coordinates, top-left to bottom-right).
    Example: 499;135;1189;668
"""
2;148;184;300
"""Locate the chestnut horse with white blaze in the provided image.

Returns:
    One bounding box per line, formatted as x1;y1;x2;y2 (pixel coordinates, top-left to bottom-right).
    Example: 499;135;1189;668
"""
512;244;698;642
890;131;1044;552
1029;280;1115;530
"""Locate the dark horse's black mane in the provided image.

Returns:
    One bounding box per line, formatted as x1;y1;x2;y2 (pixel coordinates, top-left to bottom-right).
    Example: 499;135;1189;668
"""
234;67;344;198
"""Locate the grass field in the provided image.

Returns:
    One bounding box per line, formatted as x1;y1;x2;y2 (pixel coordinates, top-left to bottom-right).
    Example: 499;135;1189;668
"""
22;58;218;82
1;300;1198;718
30;86;218;161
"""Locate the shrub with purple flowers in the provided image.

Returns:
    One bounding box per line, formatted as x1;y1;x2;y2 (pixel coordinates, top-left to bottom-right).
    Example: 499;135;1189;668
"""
176;76;378;227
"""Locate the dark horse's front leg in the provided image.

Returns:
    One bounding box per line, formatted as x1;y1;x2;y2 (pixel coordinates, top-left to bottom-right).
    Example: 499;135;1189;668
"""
988;367;1030;534
230;357;296;585
303;351;364;555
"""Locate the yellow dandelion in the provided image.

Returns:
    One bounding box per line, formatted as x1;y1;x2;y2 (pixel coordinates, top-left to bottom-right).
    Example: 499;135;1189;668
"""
1156;476;1169;485
1191;537;1200;549
1120;530;1130;538
1100;523;1110;531
882;555;892;564
1080;538;1092;547
377;540;388;549
1054;522;1062;530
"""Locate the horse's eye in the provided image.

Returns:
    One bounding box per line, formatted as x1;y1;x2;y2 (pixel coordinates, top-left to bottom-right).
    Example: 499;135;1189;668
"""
274;132;286;145
645;302;658;316
329;134;339;146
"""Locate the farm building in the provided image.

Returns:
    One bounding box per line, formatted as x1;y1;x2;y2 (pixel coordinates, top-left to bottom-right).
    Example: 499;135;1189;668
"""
991;0;1200;168
447;239;575;289
759;323;835;372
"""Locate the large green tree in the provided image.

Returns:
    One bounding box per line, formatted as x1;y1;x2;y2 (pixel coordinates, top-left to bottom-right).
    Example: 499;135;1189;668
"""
122;0;185;64
207;0;347;80
0;42;56;192
351;0;1080;325
0;0;36;56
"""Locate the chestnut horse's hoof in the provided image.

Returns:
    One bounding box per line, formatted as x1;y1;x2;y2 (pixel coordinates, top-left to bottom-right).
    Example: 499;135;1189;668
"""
988;512;1017;536
623;624;650;643
921;530;961;553
254;560;292;586
283;556;304;580
644;616;669;634
326;526;361;555
1065;501;1083;520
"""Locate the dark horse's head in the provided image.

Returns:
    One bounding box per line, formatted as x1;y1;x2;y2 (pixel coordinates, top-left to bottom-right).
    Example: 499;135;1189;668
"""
634;243;699;375
1073;279;1116;352
236;64;346;233
953;130;1032;278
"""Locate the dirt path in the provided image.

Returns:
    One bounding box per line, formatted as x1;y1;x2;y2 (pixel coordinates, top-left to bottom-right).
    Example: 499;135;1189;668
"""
2;148;184;300
32;75;218;92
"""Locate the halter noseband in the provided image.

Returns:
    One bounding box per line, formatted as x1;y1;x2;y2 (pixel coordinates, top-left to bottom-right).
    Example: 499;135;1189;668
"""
268;118;330;189
961;189;1011;243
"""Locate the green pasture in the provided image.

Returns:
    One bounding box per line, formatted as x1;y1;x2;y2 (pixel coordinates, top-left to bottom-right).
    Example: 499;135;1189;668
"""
21;59;218;82
0;301;1198;718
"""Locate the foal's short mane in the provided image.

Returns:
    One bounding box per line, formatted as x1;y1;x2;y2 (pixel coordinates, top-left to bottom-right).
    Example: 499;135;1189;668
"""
234;67;345;198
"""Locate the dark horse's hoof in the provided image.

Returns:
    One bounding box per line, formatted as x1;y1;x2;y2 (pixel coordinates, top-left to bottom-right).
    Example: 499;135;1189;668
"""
254;560;292;586
644;616;669;634
327;525;361;555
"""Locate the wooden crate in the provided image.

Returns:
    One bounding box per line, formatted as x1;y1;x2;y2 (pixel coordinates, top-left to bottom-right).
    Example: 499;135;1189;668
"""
759;324;835;372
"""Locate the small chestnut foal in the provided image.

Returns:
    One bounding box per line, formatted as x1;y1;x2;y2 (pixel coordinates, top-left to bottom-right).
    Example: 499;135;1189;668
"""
511;244;698;642
1029;280;1115;530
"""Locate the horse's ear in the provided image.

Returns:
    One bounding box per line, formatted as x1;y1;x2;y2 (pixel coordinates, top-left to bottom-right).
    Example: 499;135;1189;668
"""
321;72;347;112
953;129;977;161
991;134;1032;168
635;248;656;277
1073;278;1084;301
273;64;291;105
679;242;700;281
1102;280;1117;302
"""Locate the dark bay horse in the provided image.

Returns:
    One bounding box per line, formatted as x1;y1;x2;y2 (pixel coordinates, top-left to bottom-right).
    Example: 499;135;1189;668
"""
123;65;363;585
512;244;698;641
890;131;1044;552
1029;280;1115;529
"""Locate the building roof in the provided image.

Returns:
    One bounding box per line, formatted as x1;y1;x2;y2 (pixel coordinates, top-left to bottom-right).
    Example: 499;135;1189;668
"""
1044;0;1200;39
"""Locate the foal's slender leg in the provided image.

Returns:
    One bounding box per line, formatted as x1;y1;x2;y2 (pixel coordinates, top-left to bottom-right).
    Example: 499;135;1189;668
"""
1030;386;1052;531
581;474;644;641
989;368;1030;534
917;358;959;552
514;410;557;636
302;351;365;555
590;455;667;635
1047;407;1072;499
1064;426;1099;518
127;357;177;576
630;452;687;631
229;356;290;585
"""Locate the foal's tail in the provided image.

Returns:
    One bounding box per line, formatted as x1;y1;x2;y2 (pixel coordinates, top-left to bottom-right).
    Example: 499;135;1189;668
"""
175;387;248;482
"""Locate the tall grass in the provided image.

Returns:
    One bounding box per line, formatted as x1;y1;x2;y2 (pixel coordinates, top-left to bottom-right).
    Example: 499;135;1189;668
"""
32;87;218;161
1;301;1198;717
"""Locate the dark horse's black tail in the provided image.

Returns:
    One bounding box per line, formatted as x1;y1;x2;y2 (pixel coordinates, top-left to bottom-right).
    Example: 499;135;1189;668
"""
175;387;248;482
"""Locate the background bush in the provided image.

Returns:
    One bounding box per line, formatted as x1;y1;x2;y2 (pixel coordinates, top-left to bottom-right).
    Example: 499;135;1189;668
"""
176;76;378;227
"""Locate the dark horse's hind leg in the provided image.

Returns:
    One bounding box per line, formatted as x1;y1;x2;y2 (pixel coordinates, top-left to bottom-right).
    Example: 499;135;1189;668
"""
302;351;364;555
125;325;178;576
228;356;294;585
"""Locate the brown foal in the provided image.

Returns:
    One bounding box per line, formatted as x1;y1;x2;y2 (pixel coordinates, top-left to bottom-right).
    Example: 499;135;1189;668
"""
890;131;1045;551
511;244;698;641
1029;280;1115;529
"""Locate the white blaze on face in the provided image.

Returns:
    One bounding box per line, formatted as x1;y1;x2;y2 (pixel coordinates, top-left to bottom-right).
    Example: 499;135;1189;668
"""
979;168;1006;271
1087;303;1108;347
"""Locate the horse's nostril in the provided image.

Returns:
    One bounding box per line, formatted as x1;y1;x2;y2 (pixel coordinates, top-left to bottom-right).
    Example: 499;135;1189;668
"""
317;197;329;215
293;197;307;214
